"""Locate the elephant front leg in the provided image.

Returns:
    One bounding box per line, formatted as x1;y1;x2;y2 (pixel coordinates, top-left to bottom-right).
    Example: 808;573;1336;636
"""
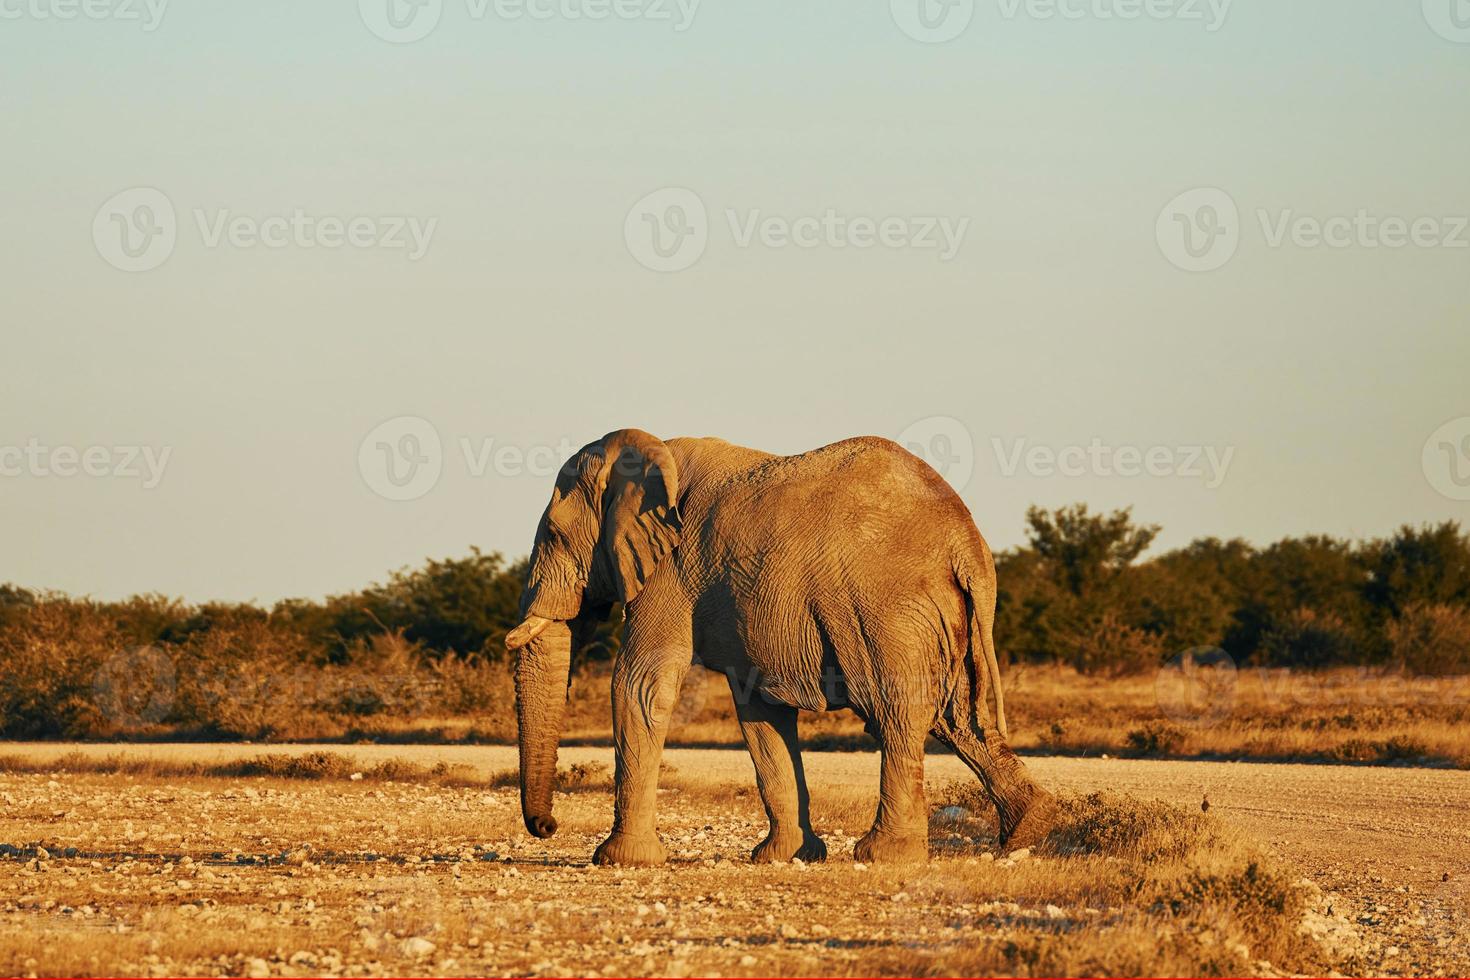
730;685;827;863
854;719;930;864
592;654;688;867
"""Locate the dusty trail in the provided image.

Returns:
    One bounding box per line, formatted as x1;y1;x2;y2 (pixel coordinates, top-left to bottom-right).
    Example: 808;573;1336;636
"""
5;743;1467;974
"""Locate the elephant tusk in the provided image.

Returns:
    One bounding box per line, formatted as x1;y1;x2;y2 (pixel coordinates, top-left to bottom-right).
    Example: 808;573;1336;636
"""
505;615;555;651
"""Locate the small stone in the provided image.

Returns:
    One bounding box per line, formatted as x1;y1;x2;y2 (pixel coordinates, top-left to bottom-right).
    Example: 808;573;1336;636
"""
245;957;270;978
401;937;436;959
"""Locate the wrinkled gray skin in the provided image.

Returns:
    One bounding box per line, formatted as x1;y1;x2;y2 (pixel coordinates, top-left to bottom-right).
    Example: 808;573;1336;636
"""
507;429;1056;865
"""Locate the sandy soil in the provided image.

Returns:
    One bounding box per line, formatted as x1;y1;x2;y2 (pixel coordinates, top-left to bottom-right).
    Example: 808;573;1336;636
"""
1;743;1466;976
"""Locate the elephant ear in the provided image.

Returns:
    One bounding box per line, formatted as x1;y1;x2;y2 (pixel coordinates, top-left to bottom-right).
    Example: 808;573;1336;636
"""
597;432;681;604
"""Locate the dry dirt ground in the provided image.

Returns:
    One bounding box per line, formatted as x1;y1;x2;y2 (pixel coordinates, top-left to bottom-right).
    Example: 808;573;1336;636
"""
1;743;1467;977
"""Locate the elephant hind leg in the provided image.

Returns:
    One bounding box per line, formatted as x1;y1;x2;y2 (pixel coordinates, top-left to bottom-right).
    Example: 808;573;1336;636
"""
731;690;827;863
935;723;1056;851
853;712;931;864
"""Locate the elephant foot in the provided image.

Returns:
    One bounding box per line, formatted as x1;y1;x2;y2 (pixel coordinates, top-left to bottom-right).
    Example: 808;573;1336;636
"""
999;789;1058;852
592;832;667;867
752;828;828;864
854;827;928;864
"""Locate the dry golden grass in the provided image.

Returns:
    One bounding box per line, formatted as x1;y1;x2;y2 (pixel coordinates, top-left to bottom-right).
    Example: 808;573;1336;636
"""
647;664;1470;768
0;752;1361;978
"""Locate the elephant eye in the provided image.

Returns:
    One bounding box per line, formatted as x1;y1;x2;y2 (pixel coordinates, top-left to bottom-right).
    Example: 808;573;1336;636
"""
544;517;573;548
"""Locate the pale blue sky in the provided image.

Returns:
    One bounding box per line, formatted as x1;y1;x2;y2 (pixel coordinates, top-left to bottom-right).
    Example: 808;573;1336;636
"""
2;0;1468;602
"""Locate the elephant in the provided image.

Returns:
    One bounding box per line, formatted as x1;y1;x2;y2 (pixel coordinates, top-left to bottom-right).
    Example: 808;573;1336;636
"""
505;428;1056;866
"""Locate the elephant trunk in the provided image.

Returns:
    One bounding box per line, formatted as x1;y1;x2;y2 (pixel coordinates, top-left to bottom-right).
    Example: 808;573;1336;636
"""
513;620;573;839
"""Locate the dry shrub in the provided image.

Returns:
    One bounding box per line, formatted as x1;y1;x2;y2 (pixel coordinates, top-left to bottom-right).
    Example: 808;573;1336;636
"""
1045;790;1221;862
0;599;127;737
911;789;1326;975
1327;735;1431;764
1124;720;1188;757
170;620;322;738
1062;612;1165;676
1388;601;1470;675
1259;607;1358;667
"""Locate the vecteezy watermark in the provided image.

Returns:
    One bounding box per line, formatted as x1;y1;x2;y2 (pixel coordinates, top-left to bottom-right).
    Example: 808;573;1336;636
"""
359;416;444;502
897;416;976;493
93;187;177;273
624;187;970;272
358;417;590;501
890;0;975;43
1157;187;1469;272
0;439;172;488
996;0;1231;30
93;187;438;272
358;0;699;43
1422;0;1470;43
623;188;708;273
1257;209;1470;252
1156;187;1240;272
93;647;177;730
993;437;1235;488
1155;646;1237;727
1423;416;1470;502
891;0;1229;42
0;0;169;30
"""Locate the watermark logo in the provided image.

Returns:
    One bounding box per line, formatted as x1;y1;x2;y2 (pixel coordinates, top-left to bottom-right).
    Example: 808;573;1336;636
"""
359;0;443;42
898;416;976;493
624;187;708;272
359;416;443;501
1156;187;1240;272
1159;187;1468;272
996;0;1231;31
0;0;169;30
93;647;177;730
0;439;172;488
993;437;1235;488
1423;416;1470;501
93;187;177;273
1155;646;1237;727
891;0;974;43
1422;0;1470;43
625;186;970;271
93;188;437;271
1258;209;1468;251
192;209;437;259
360;0;699;42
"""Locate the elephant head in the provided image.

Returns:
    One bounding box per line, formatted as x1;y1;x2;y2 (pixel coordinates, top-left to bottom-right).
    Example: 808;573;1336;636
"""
504;428;681;839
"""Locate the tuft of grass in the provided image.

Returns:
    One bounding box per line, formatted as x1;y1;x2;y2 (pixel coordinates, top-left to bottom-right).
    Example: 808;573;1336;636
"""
1045;789;1222;862
917;788;1330;975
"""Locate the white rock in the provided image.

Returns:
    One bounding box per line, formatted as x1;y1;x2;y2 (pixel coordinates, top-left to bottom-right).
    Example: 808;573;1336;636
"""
401;937;436;958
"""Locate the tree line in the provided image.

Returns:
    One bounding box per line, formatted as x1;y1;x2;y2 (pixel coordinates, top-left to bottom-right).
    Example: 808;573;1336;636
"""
4;512;1469;675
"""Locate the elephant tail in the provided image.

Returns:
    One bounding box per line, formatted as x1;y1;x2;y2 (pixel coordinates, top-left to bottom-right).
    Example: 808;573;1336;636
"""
957;565;1008;739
